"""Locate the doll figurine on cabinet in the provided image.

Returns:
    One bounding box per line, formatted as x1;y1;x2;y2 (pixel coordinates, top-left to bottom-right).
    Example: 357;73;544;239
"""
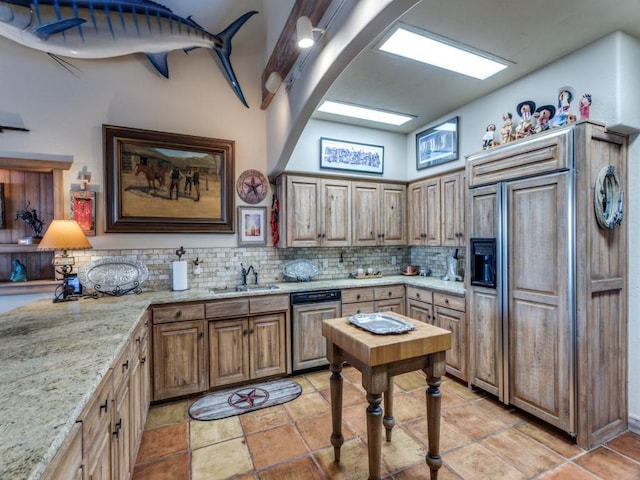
579;93;592;120
553;86;574;127
482;123;496;149
535;105;556;133
515;100;536;138
501;112;514;144
10;259;27;282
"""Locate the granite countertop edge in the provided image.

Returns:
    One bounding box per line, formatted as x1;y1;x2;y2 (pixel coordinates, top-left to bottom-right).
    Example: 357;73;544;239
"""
0;275;464;480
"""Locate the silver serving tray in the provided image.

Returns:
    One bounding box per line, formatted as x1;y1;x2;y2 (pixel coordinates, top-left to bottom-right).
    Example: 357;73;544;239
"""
78;256;148;292
283;259;320;282
348;313;416;335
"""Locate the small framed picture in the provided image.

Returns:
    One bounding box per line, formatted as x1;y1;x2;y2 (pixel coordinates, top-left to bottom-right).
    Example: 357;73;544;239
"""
416;116;459;170
71;190;96;236
237;206;267;247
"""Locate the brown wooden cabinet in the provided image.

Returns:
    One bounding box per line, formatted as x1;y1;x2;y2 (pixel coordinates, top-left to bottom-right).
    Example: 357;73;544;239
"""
466;121;628;448
152;303;207;401
277;175;351;247
406;286;466;380
40;422;83;480
82;370;114;480
207;295;288;388
408;169;464;246
352;182;406;246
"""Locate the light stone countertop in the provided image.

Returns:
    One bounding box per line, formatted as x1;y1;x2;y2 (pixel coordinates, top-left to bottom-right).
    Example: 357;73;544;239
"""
0;275;463;480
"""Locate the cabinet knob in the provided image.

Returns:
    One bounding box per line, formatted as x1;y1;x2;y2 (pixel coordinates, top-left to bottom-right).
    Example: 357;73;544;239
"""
356;294;361;300
416;293;420;298
141;356;147;365
99;399;108;414
357;310;361;314
249;328;255;334
122;360;129;370
113;419;122;438
136;336;141;344
199;332;204;339
175;310;182;319
243;329;248;335
445;299;449;304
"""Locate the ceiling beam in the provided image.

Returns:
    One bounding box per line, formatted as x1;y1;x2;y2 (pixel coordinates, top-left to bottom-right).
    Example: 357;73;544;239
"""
260;0;332;110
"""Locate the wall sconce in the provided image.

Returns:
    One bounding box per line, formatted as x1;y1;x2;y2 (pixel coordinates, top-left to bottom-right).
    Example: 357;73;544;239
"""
38;219;92;302
265;71;283;94
296;16;324;49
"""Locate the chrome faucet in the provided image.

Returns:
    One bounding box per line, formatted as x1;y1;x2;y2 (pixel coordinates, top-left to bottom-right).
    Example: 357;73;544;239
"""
241;264;258;285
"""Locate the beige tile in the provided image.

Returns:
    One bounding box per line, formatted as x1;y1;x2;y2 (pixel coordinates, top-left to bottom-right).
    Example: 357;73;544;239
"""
516;422;585;459
319;381;368;408
474;397;523;427
144;400;188;429
285;391;330;421
315;438;387;480
393;462;462;480
342;366;363;387
379;427;426;472
443;378;485;402
442;401;515;440
191;437;253;479
404;416;473;453
240;404;291;434
342;403;368;436
385;392;427;423
190;415;243;450
296;412;355;452
443;442;527;480
246;424;309;469
481;428;564;477
305;370;332;390
393;371;428;392
574;446;640;479
291;376;315;394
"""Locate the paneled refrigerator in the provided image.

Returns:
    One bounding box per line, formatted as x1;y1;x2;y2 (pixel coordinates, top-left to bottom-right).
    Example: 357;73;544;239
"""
465;122;628;449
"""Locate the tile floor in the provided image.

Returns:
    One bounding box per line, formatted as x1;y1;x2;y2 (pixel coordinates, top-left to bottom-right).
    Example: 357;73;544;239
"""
133;368;640;480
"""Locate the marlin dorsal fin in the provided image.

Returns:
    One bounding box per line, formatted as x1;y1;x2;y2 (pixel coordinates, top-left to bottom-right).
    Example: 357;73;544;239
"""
34;18;87;40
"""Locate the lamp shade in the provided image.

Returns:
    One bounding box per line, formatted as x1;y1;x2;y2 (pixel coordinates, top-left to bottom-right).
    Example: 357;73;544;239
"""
296;16;314;48
37;220;92;251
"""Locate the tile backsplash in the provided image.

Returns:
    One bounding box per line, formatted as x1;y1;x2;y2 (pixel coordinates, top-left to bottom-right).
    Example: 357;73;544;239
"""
72;245;463;291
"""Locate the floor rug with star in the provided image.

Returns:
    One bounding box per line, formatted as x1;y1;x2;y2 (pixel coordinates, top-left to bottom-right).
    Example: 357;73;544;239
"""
188;379;303;421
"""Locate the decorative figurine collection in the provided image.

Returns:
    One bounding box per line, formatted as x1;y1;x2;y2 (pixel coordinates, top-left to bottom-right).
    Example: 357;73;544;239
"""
482;86;592;149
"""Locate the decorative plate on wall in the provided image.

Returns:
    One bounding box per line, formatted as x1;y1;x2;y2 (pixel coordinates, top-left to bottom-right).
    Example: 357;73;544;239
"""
236;169;268;204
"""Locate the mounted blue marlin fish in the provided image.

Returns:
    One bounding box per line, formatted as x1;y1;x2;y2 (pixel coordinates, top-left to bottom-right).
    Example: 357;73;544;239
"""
0;1;257;107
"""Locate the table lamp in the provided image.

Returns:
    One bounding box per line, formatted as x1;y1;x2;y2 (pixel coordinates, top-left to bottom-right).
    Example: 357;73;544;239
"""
38;219;92;302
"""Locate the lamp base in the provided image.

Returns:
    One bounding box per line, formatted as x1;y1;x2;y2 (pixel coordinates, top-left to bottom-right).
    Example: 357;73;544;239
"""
53;279;78;303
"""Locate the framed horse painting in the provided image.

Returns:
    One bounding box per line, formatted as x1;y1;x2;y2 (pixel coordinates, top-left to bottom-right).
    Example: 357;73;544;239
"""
103;125;235;233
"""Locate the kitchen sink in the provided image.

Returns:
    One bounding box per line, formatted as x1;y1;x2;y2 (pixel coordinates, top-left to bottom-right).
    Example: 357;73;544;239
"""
209;284;280;293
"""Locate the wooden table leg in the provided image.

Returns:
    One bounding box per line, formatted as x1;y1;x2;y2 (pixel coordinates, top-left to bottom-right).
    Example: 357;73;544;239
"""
366;392;383;480
383;377;395;442
423;351;447;480
329;362;344;463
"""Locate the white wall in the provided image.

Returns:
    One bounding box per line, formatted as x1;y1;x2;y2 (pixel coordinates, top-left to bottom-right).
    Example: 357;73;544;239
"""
286;119;407;180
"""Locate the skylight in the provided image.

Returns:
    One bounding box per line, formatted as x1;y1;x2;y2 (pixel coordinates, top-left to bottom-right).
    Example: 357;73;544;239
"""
317;100;414;126
379;25;508;80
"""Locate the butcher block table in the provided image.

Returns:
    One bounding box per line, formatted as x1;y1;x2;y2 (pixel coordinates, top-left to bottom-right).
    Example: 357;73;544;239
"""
322;314;452;480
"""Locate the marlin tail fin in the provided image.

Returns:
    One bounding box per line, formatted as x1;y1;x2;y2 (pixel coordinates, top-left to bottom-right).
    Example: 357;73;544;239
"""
214;10;258;108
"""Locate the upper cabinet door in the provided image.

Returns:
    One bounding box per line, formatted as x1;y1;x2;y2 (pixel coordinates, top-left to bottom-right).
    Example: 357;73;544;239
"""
408;181;426;245
352;182;380;246
380;183;406;245
441;171;465;246
321;179;351;247
423;178;441;246
285;176;321;247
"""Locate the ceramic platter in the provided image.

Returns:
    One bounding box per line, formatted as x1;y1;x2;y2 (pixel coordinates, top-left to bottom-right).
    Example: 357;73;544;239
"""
348;313;416;335
282;259;320;282
79;256;148;292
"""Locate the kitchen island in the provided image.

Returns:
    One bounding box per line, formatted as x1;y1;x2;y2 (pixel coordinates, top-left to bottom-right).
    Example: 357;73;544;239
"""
0;275;462;480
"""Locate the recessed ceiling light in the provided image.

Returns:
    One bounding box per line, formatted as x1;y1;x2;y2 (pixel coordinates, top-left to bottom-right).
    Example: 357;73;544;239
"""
317;100;414;126
378;25;508;80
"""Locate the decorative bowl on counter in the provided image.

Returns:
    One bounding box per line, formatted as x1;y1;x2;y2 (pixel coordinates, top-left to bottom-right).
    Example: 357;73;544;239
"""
283;259;320;282
79;256;148;295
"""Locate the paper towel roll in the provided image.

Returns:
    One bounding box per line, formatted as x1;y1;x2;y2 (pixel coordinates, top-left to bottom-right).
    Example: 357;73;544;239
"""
172;260;188;291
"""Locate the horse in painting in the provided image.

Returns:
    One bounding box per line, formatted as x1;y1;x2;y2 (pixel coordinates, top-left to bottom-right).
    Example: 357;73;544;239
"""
135;163;166;194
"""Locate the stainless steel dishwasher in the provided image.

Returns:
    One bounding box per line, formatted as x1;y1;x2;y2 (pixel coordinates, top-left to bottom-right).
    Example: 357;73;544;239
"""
290;290;342;372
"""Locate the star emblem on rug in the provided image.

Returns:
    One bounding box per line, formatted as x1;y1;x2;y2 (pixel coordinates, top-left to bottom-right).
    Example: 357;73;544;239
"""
228;387;270;409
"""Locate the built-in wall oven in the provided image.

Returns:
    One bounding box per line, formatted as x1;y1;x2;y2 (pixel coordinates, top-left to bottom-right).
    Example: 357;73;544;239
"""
290;290;341;372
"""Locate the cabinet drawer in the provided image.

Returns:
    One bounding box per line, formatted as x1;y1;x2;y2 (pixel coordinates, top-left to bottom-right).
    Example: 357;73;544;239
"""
374;285;404;300
133;313;149;349
342;288;374;303
206;298;249;319
433;292;465;311
341;301;374;316
406;286;433;303
80;370;113;452
112;342;132;390
153;304;205;323
250;294;289;314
